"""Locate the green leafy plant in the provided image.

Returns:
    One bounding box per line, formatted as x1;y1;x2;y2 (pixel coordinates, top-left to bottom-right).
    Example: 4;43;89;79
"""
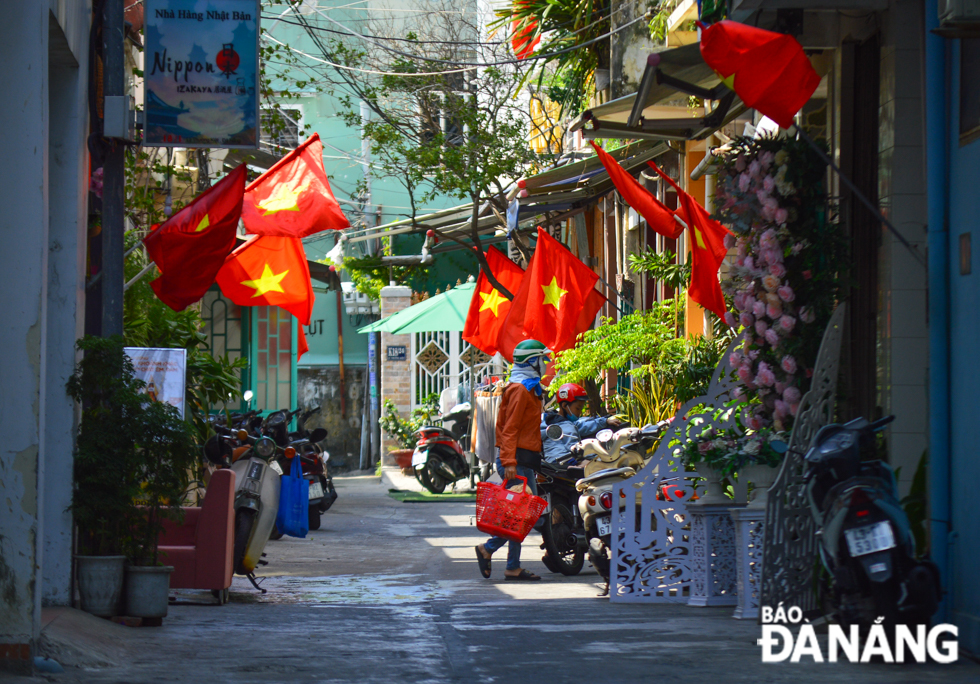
67;336;145;556
379;394;442;450
900;450;929;557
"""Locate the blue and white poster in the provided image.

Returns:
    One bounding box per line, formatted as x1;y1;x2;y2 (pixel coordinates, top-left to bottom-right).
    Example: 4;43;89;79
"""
144;0;260;147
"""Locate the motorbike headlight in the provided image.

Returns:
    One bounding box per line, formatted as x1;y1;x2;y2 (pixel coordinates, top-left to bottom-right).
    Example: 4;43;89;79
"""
254;437;276;459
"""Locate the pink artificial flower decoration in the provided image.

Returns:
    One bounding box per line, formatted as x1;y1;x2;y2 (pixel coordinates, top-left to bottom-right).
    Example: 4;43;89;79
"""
733;386;745;401
755;320;769;336
781;355;798;374
749;159;762;178
748;415;764;431
738;366;753;383
775;381;787;395
763;176;776;194
767;302;784;319
735;155;747;172
770;262;787;278
774;207;789;225
745;256;755;271
774;399;788;418
725;311;738;328
724;233;736;250
764;328;780;347
783;386;802;404
739;312;755;328
699;441;713;455
757;367;776;387
803;270;812;280
729;351;742;368
748;349;760;360
778;315;796;333
752;300;766;317
789;402;800;416
738;173;751;192
762;274;780;292
799;306;816;324
792;242;804;254
760;151;775;168
777;285;795;303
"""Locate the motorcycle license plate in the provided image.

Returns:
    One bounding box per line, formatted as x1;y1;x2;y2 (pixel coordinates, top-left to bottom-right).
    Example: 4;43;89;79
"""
309;481;324;500
596;515;612;537
412;449;428;467
844;521;896;557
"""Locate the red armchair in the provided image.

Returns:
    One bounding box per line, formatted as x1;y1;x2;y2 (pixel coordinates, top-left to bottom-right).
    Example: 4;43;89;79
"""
158;469;236;593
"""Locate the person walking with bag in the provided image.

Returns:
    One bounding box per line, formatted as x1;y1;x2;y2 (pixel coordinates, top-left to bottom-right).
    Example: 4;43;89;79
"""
475;340;551;581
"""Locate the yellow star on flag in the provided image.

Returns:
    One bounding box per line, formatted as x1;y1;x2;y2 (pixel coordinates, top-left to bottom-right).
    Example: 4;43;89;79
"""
256;181;310;216
693;226;707;250
541;276;568;309
194;214;210;232
478;288;508;317
241;263;289;297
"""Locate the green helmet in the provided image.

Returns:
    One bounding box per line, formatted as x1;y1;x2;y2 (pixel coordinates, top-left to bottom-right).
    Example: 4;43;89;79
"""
513;339;552;365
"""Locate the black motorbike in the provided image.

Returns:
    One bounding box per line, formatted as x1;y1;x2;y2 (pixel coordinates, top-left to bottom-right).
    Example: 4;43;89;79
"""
538;424;588;576
804;415;941;628
412;403;474;494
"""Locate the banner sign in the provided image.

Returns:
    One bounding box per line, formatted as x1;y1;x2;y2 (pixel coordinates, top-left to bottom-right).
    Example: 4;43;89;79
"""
144;0;260;148
124;347;188;418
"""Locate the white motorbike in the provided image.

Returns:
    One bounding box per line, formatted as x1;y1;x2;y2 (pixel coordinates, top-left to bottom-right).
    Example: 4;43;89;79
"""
572;423;668;593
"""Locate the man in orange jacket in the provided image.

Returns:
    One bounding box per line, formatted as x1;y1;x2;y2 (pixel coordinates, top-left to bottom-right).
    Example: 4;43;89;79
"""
475;340;551;581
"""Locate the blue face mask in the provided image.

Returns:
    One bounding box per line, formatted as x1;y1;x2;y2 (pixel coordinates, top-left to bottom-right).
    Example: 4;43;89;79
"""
566;413;578;423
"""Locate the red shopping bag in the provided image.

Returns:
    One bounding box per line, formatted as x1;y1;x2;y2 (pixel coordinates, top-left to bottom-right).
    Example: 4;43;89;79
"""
475;476;547;543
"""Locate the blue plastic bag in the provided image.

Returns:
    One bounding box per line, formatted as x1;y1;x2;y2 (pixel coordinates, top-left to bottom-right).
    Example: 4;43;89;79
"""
276;454;309;538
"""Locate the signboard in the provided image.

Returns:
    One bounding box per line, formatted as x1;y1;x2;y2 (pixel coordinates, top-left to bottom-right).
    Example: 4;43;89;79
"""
124;347;188;418
144;0;260;147
386;345;407;362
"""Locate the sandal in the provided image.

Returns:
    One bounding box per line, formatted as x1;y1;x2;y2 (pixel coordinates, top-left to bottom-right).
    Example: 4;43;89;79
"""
475;545;491;578
504;569;541;581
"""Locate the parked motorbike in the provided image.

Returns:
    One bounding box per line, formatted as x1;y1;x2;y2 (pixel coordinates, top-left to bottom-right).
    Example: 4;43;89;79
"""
573;423;668;591
538;423;588;576
803;415;940;628
412;402;474;494
205;426;289;592
263;407;337;532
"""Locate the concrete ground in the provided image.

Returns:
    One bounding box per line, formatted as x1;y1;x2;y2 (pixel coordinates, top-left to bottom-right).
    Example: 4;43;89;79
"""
6;469;979;683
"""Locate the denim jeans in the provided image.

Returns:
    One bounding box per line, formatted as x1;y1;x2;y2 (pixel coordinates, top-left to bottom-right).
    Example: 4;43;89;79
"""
483;458;538;571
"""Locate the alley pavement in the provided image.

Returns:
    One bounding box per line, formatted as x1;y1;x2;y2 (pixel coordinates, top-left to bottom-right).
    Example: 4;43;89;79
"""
7;469;979;683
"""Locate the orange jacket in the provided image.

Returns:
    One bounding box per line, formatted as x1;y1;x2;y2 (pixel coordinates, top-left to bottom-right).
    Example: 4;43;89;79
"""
495;382;543;467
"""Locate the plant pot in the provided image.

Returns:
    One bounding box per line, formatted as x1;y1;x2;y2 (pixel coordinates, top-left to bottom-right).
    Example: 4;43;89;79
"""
75;555;126;617
692;463;728;504
125;565;174;619
739;464;780;510
389;448;414;470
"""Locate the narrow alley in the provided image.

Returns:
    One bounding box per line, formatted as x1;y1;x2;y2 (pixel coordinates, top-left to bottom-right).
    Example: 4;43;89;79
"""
10;472;978;684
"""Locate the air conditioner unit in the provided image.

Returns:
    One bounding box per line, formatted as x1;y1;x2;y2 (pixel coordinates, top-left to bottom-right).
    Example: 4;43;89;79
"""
939;0;980;25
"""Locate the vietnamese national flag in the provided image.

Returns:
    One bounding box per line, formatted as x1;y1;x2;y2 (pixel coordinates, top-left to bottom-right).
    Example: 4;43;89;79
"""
589;142;684;240
242;133;349;238
699;20;820;129
497;229;605;361
143;165;247;312
648;161;730;319
511;1;540;59
216;234;315;328
463;247;525;357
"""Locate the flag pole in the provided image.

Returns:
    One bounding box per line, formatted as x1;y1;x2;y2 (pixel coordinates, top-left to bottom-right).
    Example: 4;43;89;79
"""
789;125;926;268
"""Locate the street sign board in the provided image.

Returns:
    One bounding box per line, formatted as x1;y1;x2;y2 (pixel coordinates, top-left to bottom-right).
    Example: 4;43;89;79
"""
124;347;188;418
143;0;260;147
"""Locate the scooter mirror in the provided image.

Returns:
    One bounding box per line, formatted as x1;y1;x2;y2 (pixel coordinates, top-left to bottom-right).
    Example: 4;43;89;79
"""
596;428;614;442
237;429;248;441
770;440;788;454
545;424;564;441
310;427;328;443
243;390;253;403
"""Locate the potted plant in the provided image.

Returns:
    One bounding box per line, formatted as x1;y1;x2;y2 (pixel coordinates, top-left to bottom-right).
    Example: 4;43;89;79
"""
380;395;441;471
67;336;144;617
732;429;788;510
124;397;196;622
681;426;738;505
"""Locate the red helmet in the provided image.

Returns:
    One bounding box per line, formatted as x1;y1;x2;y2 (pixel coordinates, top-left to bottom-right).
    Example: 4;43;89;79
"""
556;383;588;404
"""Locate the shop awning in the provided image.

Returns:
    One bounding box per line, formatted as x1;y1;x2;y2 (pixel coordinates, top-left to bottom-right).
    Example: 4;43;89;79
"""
568;43;748;142
358;281;475;334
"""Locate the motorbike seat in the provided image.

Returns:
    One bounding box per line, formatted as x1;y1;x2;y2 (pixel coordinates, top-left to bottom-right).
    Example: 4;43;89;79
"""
575;467;637;491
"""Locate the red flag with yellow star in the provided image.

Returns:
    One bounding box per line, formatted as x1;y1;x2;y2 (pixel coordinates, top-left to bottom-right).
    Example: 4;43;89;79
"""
242;133;349;238
216;235;315;361
648;161;730;319
143;164;246;311
497;229;605;361
699;20;820;129
462;247;525;356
